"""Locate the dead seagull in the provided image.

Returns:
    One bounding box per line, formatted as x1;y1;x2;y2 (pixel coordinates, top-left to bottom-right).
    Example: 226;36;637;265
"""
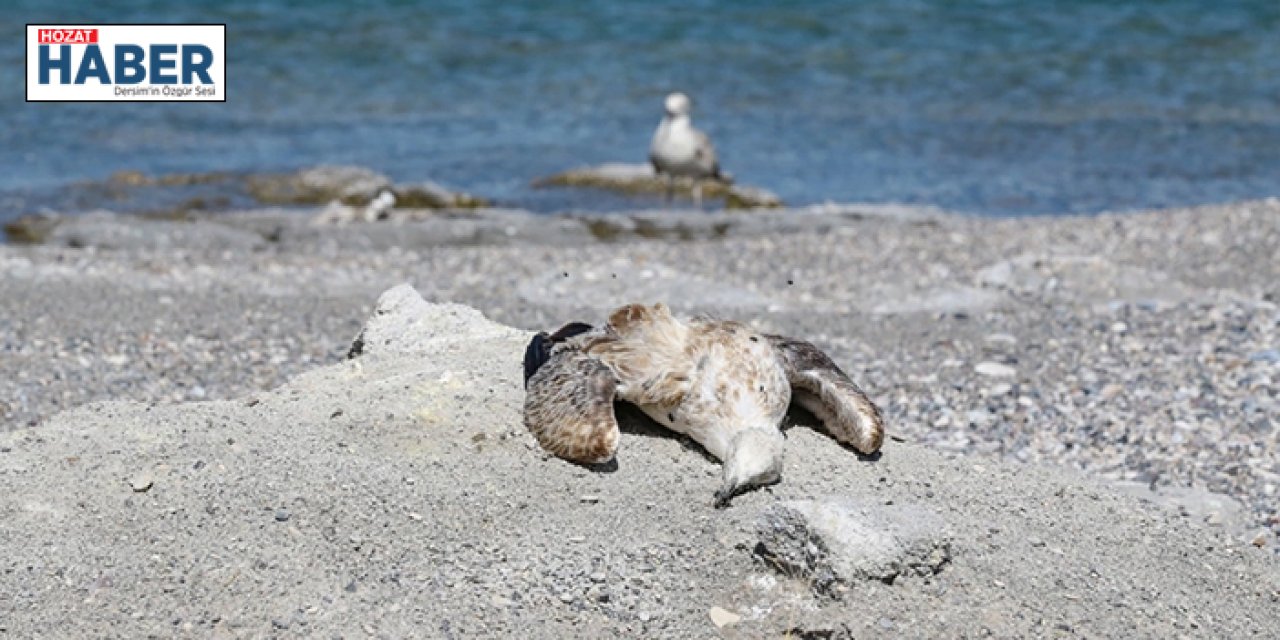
522;303;884;506
649;92;729;205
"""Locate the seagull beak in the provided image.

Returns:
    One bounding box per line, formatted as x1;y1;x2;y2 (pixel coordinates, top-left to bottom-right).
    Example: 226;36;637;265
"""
713;478;751;509
713;486;736;509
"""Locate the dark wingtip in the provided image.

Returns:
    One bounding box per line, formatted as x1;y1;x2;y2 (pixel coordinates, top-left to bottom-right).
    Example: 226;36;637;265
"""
523;322;595;388
549;321;593;342
523;332;552;388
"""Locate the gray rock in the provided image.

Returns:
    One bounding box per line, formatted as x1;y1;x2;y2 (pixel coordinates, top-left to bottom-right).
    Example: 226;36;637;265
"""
247;166;487;210
392;181;487;209
247;165;393;206
533;163;782;209
346;284;516;360
3;212;63;244
754;499;951;593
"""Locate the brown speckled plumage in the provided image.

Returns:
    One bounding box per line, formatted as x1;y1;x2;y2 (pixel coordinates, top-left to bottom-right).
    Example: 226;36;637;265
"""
522;303;885;503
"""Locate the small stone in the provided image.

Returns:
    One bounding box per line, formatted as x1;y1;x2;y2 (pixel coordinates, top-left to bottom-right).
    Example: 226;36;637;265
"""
1251;532;1267;548
589;571;607;583
984;333;1017;348
975;361;1016;378
966;409;993;427
558;592;576;604
989;383;1013;396
1110;322;1128;333
1248;349;1279;363
567;536;586;543
130;473;154;493
709;607;741;628
274;509;291;522
580;495;600;504
1099;384;1125;401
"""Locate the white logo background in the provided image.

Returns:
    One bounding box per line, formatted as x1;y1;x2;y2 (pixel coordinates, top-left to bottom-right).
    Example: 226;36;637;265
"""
26;24;226;102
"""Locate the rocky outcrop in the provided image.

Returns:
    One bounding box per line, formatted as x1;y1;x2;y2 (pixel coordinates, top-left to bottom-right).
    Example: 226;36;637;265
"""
246;165;487;209
534;162;783;209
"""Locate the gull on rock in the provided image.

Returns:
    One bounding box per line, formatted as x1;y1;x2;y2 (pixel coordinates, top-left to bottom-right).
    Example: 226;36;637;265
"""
649;92;729;205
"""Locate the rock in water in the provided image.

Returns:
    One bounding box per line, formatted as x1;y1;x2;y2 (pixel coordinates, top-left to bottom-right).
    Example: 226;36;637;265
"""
247;165;393;206
248;165;486;210
533;163;782;209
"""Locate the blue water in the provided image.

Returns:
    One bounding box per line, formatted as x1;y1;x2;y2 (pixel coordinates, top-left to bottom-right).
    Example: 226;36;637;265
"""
2;0;1279;219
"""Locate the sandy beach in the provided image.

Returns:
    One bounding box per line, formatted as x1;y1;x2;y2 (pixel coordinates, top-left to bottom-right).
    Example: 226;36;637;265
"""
8;1;1280;635
2;198;1277;636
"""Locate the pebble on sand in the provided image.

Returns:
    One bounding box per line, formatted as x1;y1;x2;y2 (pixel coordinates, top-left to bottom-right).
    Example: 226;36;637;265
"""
975;361;1017;378
708;606;741;628
129;473;154;493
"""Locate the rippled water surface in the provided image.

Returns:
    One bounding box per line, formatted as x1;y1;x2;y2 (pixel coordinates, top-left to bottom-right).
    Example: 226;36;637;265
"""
2;0;1278;218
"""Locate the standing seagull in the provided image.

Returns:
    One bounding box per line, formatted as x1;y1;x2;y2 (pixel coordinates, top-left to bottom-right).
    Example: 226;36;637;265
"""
649;92;728;205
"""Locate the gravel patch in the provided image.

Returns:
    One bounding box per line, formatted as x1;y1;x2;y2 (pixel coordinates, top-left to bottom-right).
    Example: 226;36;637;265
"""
0;198;1277;627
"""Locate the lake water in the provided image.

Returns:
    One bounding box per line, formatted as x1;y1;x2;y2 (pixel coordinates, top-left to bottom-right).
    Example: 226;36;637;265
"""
2;0;1278;220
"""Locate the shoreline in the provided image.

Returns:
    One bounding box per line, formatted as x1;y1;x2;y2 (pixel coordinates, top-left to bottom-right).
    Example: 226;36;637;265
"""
7;163;1276;237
